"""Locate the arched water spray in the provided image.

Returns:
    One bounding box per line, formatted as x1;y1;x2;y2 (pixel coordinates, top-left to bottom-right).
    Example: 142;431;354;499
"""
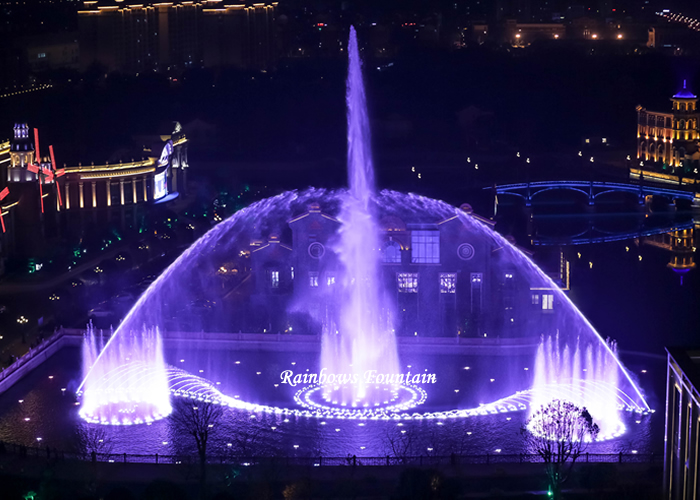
76;28;649;433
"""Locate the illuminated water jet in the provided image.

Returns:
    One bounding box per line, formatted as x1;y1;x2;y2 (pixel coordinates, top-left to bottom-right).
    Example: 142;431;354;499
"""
79;325;171;425
320;26;400;406
76;28;651;441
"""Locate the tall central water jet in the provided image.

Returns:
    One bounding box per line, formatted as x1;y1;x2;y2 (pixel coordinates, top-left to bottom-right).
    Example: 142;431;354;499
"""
320;26;400;406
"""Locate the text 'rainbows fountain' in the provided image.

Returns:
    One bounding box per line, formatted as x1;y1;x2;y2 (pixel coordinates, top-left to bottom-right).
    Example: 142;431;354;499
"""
78;27;650;443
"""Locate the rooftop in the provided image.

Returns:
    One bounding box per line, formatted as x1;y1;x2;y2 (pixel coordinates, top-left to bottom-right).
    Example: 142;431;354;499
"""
673;80;697;99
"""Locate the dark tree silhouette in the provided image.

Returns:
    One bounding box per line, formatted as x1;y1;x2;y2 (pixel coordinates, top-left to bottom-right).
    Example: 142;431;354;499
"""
75;423;115;458
522;399;600;499
170;398;224;500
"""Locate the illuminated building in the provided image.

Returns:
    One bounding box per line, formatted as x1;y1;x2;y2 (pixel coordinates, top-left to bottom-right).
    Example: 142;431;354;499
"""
249;203;549;337
77;0;277;73
0;122;188;257
636;82;700;169
644;224;698;283
664;347;700;500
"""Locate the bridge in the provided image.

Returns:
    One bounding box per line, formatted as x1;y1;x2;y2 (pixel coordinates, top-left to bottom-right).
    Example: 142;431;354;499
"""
489;180;699;206
531;220;695;246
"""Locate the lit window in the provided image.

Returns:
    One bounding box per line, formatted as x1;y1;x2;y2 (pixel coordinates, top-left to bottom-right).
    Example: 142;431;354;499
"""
326;273;336;286
397;273;418;293
411;231;440;264
470;273;482;314
382;241;402;263
505;273;513;279
440;273;456;293
602;137;607;144
585;138;590;144
542;294;554;310
291;267;294;280
309;272;319;288
532;293;540;305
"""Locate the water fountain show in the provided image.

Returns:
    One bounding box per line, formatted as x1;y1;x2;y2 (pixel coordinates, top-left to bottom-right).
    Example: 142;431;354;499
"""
72;27;651;455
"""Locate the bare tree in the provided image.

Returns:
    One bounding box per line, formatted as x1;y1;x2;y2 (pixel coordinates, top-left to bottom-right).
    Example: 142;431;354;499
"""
521;399;600;499
382;425;420;464
170;398;224;500
75;424;115;459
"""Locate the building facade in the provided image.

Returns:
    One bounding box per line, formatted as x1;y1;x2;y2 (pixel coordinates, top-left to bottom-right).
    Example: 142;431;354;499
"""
664;347;700;500
0;122;188;257
247;202;554;338
636;82;700;170
78;0;277;74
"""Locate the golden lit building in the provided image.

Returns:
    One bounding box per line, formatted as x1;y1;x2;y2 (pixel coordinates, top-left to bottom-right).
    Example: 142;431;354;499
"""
78;0;277;73
636;82;700;169
643;224;698;282
0;122;188;257
60;122;188;214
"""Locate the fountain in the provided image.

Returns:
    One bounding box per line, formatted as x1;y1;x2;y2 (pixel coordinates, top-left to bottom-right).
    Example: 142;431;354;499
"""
320;27;400;407
77;27;650;444
79;324;171;425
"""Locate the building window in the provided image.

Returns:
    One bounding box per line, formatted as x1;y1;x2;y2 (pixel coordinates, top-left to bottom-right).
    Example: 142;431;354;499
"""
397;273;418;293
382;241;402;263
440;273;456;294
309;271;319;288
411;231;440;264
270;270;279;288
470;273;482;314
291;267;294;280
542;294;554;310
326;273;336;286
532;293;540;305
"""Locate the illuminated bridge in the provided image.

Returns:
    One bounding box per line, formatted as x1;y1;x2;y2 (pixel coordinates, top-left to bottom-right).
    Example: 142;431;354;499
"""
490;181;699;206
531;220;695;246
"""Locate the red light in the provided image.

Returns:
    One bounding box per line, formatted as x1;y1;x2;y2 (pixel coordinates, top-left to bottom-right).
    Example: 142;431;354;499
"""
34;128;40;161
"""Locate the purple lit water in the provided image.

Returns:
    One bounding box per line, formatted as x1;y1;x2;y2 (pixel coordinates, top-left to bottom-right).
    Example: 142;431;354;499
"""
70;27;651;452
321;26;400;406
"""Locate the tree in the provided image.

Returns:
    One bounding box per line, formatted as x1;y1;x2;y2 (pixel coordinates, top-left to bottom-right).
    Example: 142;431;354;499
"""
74;423;115;458
382;425;420;464
169;398;225;500
521;399;600;499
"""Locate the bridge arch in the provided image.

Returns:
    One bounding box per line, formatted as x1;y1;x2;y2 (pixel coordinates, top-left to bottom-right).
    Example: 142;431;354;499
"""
530;186;589;199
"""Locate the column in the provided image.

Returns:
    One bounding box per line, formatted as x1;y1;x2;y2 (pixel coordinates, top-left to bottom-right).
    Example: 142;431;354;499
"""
106;180;111;207
120;179;125;206
79;182;84;209
65;183;70;210
132;178;137;203
172;167;178;193
143;177;148;202
91;182;97;208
